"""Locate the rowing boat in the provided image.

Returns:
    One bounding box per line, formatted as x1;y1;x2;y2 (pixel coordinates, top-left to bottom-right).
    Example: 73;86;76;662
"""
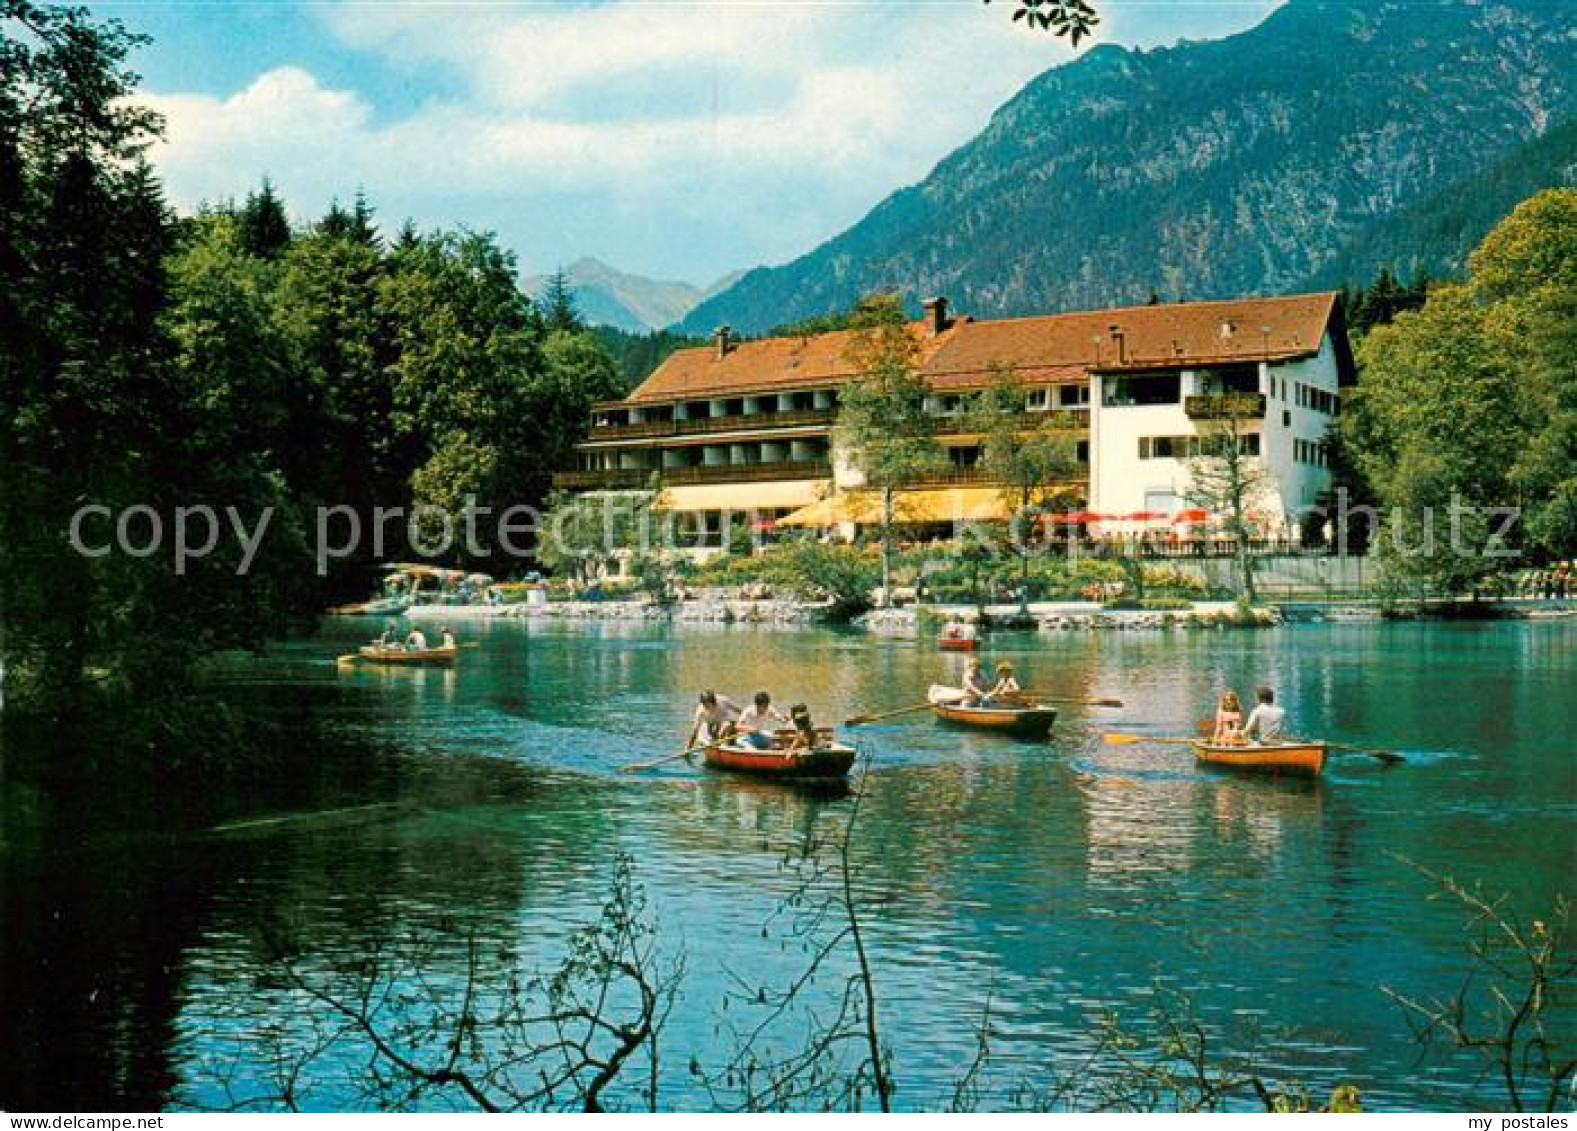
1192;740;1326;777
356;644;458;667
938;633;978;653
704;731;856;781
928;685;1057;738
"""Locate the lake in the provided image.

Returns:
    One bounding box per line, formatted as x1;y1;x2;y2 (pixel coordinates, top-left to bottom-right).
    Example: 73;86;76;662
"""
2;617;1574;1111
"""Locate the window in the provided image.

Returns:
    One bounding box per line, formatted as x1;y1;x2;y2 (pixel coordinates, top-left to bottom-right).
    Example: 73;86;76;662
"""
1198;363;1259;395
1025;388;1051;411
1106;372;1181;407
1076;440;1090;463
1139;435;1190;460
1059;384;1091;407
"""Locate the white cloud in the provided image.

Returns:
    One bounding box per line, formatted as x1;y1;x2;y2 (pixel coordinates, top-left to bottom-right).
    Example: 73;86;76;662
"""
143;1;1279;281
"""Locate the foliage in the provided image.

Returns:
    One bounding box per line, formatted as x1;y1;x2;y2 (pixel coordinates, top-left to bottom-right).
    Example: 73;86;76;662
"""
767;291;908;338
835;297;947;603
590;324;702;391
537;489;657;584
243;854;680;1112
539;267;582;333
1384;861;1576;1113
1342;266;1430;336
970;365;1081;604
1185;417;1275;602
984;0;1098;43
776;542;880;621
1346;189;1577;593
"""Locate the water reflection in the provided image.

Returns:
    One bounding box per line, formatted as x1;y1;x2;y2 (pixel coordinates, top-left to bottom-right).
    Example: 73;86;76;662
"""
2;618;1573;1110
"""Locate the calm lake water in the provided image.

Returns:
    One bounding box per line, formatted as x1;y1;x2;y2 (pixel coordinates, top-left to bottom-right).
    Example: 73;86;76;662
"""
3;618;1574;1111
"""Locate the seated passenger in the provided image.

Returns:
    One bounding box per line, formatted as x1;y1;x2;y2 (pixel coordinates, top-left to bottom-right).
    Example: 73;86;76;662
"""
405;627;429;651
737;691;791;750
962;658;993;706
786;703;818;751
1213;690;1245;744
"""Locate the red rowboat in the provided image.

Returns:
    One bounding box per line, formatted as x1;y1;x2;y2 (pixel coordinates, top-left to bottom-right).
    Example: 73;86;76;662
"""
704;732;857;781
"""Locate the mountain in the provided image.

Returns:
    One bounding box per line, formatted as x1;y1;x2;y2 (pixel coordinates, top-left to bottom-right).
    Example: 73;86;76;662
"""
1307;114;1577;289
524;257;736;333
682;0;1577;335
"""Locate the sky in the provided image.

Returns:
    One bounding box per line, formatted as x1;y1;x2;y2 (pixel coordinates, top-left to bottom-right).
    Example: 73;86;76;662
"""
99;1;1283;286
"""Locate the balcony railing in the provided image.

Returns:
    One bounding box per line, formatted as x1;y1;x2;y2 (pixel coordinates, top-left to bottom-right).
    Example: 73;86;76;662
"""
551;469;652;490
673;407;836;436
913;466;996;486
1185;393;1267;420
662;459;831;485
586;419;677;441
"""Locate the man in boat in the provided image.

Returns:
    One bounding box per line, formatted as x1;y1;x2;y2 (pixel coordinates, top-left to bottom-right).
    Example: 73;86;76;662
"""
737;691;791;750
1242;686;1287;744
688;690;742;749
988;661;1021;702
405;625;429;652
377;620;401;651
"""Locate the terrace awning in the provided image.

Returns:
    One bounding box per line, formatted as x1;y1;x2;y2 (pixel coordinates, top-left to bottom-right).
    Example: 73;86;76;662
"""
653;479;829;514
777;487;1012;528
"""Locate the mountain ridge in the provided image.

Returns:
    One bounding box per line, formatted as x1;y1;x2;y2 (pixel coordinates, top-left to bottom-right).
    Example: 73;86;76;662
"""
523;257;740;332
681;0;1577;335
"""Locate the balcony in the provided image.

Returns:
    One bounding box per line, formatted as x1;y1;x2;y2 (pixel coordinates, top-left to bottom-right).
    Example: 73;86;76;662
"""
1185;393;1267;420
673;407;836;436
913;466;997;486
661;459;831;485
586;419;677;441
551;469;652;490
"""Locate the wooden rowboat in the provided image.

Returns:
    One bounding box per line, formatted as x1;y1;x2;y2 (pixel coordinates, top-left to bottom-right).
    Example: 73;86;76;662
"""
704;732;856;781
1192;740;1326;777
928;686;1057;738
357;644;458;667
938;633;978;652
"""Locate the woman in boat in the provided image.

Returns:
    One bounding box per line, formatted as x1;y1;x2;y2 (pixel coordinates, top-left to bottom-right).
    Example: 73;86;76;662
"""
737;691;791;750
688;690;742;749
988;661;1021;702
405;626;429;652
1212;690;1245;743
440;625;457;650
962;658;993;706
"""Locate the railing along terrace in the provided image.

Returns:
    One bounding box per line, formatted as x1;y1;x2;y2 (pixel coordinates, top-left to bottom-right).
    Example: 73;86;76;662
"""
551;468;652;489
673;407;837;435
1184;393;1268;419
661;459;832;485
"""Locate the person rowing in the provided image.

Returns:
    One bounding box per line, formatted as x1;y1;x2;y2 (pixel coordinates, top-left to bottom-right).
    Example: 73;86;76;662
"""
688;690;742;750
376;620;401;651
988;661;1021;703
736;690;791;750
1243;686;1287;744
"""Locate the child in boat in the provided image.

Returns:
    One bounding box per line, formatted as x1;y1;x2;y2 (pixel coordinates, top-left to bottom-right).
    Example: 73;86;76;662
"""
1212;690;1245;743
689;690;742;748
405;627;429;651
786;703;818;751
737;691;791;750
988;661;1021;702
1243;686;1287;744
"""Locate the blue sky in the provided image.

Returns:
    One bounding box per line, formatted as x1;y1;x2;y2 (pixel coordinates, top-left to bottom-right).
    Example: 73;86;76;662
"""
100;1;1282;285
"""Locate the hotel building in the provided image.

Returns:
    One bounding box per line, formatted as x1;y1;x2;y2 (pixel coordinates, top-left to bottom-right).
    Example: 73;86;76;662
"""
554;292;1353;547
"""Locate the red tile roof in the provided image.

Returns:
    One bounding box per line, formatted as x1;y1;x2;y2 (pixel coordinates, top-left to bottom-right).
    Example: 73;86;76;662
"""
623;292;1340;404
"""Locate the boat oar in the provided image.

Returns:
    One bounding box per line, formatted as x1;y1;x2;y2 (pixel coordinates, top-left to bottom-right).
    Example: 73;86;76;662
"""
1019;692;1124;708
1104;732;1195;746
619;735;724;774
1320;740;1406;765
844;702;936;726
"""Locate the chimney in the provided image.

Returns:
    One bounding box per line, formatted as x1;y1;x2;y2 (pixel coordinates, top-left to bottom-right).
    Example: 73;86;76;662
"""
1108;323;1127;365
713;325;733;360
922;296;951;337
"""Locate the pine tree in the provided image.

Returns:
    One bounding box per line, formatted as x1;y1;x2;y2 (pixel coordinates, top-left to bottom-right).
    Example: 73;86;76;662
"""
238;177;291;259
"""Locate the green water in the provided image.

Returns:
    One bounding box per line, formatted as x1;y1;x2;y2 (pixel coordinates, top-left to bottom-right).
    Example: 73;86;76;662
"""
2;618;1574;1111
